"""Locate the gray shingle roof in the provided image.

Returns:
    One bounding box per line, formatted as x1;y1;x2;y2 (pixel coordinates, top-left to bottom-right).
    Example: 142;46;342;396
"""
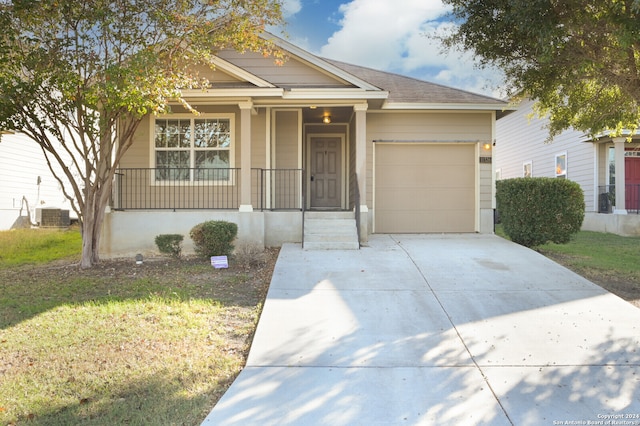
323;58;507;106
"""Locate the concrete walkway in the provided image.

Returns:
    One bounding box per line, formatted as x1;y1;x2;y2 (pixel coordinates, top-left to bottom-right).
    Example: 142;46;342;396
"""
202;234;640;425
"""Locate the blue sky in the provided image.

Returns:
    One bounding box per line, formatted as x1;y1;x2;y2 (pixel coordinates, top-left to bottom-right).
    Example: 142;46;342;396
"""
274;0;506;99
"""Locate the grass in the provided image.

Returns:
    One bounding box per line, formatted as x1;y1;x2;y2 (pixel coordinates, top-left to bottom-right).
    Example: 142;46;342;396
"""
536;231;640;283
496;225;640;290
0;227;273;425
0;227;82;268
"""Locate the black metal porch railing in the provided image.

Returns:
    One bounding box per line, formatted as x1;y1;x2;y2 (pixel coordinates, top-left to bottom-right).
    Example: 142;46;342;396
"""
252;168;303;211
113;168;303;211
113;168;241;210
597;184;640;214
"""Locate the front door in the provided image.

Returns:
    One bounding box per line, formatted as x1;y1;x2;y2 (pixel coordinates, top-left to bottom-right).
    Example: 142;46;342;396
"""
310;137;342;209
625;156;640;210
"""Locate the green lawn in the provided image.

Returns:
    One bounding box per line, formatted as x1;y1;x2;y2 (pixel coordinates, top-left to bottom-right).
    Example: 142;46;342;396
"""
496;225;640;289
0;227;273;425
537;231;640;282
0;227;82;268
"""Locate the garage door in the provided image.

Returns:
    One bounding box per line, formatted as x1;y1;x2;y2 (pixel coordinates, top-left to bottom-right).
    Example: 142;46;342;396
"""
375;143;475;233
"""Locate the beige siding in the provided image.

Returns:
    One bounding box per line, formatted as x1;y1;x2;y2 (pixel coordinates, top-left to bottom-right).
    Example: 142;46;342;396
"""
191;63;244;84
479;161;493;209
251;109;267;168
120;115;150;168
495;99;596;211
217;49;348;86
367;111;493;142
272;110;300;208
375;143;476;233
274;110;299;168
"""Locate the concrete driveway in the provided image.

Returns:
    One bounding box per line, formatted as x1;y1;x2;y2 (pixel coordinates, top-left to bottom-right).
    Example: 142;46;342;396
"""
202;234;640;425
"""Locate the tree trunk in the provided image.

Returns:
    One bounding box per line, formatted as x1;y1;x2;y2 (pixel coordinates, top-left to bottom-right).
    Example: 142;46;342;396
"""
79;183;110;269
80;208;95;269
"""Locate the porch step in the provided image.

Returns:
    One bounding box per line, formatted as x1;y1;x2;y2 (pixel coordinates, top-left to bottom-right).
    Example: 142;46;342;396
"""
303;211;359;250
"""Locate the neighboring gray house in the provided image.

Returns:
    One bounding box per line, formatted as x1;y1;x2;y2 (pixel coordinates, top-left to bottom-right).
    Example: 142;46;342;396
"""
101;33;509;257
495;98;640;236
0;131;75;230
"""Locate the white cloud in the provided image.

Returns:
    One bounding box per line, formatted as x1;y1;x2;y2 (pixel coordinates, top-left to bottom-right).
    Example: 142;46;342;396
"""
319;0;448;69
317;0;505;97
280;0;302;18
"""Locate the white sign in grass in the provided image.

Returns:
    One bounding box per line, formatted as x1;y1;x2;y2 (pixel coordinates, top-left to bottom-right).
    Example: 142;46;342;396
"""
211;256;229;269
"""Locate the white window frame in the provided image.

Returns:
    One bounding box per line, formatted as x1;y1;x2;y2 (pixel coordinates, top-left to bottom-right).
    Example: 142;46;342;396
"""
150;113;235;185
555;152;567;179
523;161;532;178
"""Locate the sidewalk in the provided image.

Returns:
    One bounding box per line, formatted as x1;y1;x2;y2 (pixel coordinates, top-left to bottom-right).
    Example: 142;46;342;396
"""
202;234;640;425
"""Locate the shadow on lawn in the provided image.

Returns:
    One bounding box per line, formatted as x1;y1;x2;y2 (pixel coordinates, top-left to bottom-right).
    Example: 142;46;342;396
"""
0;255;271;329
0;255;275;425
19;372;233;426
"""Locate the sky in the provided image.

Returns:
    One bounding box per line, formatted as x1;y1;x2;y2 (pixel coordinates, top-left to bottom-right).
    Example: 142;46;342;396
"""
273;0;506;99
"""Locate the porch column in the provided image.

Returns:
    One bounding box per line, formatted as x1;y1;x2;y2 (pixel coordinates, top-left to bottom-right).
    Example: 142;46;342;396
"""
613;137;627;214
354;103;368;210
239;101;253;212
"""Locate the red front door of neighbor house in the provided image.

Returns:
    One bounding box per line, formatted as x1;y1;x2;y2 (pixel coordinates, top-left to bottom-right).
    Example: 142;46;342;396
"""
625;156;640;211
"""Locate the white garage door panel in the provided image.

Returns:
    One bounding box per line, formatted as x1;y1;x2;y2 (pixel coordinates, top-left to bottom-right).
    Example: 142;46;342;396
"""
375;144;475;233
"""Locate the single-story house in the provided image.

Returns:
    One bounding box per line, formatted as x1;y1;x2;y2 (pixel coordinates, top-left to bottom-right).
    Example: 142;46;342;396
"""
0;131;75;230
101;33;509;257
495;98;640;236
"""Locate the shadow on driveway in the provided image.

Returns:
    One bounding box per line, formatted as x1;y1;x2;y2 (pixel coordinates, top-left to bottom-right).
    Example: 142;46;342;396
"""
203;234;640;425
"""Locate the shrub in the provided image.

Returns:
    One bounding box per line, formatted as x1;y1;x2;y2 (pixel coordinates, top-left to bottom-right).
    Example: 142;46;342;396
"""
189;220;238;258
496;177;584;248
154;234;184;258
233;243;268;269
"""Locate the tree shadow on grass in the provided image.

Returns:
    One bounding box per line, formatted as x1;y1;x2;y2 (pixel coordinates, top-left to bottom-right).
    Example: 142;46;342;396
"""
15;372;233;426
0;254;277;425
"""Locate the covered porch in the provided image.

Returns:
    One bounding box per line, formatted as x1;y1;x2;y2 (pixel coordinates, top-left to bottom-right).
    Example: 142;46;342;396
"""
101;103;370;257
583;135;640;236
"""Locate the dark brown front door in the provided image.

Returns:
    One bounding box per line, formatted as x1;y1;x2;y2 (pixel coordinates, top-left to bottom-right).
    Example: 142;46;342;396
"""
310;137;342;209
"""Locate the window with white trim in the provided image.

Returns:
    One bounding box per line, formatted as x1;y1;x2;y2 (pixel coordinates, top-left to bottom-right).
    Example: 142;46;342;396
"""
555;152;567;179
153;114;234;182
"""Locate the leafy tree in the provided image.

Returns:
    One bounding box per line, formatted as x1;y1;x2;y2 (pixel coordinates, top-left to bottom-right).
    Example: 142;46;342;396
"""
440;0;640;139
0;0;283;268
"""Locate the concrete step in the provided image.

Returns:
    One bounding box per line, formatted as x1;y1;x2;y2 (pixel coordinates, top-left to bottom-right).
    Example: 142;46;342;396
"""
304;219;356;231
304;211;354;220
303;212;359;250
303;240;360;250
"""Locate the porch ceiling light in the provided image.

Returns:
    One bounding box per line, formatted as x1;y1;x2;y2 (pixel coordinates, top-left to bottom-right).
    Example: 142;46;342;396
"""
323;115;331;124
482;142;492;151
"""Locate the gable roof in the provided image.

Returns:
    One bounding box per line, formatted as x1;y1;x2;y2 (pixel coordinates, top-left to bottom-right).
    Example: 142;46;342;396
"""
323;58;508;111
186;32;510;114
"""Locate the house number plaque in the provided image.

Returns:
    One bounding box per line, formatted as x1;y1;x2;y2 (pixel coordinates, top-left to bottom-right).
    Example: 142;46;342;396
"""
479;157;492;164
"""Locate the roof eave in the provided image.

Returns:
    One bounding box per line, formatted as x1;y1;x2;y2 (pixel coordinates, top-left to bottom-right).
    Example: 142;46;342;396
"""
382;102;512;111
283;88;389;100
182;88;285;98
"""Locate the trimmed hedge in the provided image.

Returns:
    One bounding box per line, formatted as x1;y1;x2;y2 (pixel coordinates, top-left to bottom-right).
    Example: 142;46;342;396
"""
496;177;584;248
154;234;183;258
189;220;238;258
